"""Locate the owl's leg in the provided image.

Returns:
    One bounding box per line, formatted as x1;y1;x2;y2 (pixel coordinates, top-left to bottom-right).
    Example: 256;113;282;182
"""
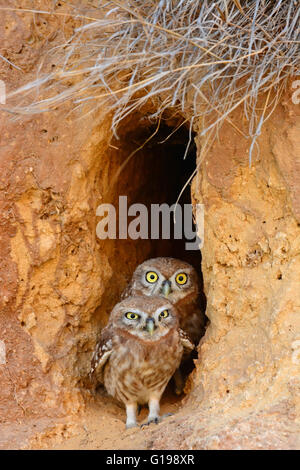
125;403;138;429
173;368;184;395
142;396;160;426
148;396;160;423
141;397;174;427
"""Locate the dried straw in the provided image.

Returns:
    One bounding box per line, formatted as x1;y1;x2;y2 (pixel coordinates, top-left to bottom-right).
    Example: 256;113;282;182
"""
3;1;300;162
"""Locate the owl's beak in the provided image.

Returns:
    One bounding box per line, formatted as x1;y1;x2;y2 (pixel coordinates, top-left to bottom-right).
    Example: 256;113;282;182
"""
145;317;156;336
161;280;172;298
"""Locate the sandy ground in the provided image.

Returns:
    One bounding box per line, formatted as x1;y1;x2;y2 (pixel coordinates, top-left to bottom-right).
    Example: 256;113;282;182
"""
1;385;184;450
49;388;182;450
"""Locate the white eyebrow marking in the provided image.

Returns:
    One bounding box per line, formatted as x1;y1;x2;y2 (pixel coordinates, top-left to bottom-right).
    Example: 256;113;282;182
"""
154;304;171;316
172;267;192;276
123;308;143;315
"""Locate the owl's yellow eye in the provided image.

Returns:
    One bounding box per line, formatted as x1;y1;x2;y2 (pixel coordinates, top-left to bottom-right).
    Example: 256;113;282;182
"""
146;271;158;283
175;273;188;285
125;312;140;320
159;309;169;319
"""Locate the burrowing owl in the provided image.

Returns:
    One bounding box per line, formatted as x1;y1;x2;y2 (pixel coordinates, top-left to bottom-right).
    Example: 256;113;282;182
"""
122;257;205;345
90;295;194;428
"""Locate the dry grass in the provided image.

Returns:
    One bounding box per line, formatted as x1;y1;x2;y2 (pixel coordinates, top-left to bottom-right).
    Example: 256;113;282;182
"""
4;0;300;162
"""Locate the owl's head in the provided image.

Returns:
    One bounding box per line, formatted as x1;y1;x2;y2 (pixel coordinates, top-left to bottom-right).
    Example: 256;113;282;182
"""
110;295;179;341
130;257;199;304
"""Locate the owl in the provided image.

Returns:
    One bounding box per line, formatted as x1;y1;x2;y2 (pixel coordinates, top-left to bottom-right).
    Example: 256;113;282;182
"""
122;257;205;346
90;295;194;429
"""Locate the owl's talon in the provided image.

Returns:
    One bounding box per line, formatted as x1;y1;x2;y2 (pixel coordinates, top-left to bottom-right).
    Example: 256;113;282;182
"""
141;416;161;427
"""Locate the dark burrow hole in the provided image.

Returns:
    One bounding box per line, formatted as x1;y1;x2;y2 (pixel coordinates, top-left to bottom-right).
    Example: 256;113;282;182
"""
93;115;207;408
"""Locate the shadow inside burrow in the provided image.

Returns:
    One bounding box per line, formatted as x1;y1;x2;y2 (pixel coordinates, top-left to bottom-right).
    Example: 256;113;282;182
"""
87;113;208;410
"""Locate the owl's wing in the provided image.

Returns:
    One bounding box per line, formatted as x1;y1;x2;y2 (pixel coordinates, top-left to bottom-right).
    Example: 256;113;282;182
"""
89;325;114;384
120;283;133;300
179;328;195;352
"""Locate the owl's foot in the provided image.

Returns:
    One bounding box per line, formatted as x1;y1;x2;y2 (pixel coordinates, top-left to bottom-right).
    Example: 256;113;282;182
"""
126;422;138;429
125;403;138;429
140;397;173;427
140;416;161;427
140;412;173;427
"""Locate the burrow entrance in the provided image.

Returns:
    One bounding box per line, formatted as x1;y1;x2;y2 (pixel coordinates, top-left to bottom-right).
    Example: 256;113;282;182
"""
91;113;207;406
